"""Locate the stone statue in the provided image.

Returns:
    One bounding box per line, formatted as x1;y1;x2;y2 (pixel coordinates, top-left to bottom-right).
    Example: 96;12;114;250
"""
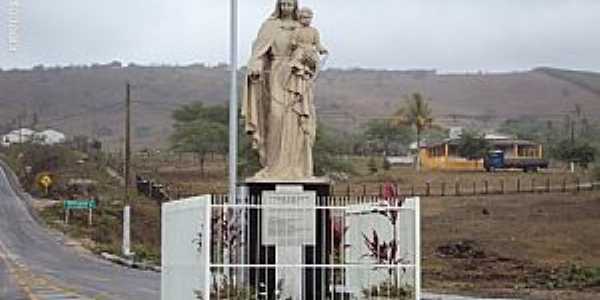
242;0;327;180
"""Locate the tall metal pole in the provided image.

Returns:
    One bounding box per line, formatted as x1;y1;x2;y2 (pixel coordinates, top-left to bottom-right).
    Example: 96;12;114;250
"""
123;82;132;257
125;82;131;201
229;0;238;202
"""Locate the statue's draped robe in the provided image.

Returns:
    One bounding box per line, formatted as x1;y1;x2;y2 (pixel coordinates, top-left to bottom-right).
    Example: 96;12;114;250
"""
242;18;317;179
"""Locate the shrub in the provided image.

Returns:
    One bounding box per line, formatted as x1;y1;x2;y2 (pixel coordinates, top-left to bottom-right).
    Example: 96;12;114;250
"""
368;156;378;174
593;165;600;181
362;280;413;299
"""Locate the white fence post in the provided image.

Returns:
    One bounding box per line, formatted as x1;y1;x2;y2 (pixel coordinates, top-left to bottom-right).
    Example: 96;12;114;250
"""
203;199;211;300
414;197;421;300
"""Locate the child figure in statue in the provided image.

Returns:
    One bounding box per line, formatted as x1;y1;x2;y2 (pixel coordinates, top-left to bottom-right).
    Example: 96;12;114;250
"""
289;7;328;77
285;7;326;139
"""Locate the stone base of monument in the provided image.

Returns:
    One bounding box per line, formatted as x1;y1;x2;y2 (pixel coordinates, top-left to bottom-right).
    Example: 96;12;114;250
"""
243;178;331;300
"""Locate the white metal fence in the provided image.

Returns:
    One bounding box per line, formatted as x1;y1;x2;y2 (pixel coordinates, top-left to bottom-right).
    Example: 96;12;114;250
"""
163;195;420;300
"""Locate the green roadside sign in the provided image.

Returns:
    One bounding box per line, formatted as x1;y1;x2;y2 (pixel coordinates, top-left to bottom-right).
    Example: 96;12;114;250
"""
64;200;97;210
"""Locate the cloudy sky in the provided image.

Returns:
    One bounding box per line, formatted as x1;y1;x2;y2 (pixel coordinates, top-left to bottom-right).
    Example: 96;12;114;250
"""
1;0;599;72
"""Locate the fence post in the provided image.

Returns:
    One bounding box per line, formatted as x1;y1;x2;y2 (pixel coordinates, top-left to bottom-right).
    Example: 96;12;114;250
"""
531;179;536;193
517;178;521;193
363;184;366;196
562;178;567;193
411;184;415;197
472;182;476;195
500;179;505;194
484;180;489;194
414;197;421;300
576;178;580;193
441;182;446;197
455;182;460;196
546;178;551;193
378;184;383;197
347;184;351;197
426;182;431;197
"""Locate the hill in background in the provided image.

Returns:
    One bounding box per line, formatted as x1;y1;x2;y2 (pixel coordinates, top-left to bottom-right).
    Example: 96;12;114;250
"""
1;64;599;151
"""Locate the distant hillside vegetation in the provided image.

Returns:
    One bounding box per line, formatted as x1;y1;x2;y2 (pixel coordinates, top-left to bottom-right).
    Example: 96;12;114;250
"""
1;64;599;150
535;67;600;97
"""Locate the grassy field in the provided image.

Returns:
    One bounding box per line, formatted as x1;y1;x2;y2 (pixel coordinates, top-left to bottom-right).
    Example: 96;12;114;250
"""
130;154;594;197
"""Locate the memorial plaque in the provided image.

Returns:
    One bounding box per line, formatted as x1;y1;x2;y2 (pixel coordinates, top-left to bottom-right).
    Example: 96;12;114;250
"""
262;187;316;246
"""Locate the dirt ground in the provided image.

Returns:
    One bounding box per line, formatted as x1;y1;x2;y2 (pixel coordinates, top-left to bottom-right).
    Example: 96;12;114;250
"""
422;192;600;299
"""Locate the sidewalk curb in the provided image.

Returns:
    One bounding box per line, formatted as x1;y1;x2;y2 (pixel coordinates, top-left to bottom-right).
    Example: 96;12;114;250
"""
100;252;161;273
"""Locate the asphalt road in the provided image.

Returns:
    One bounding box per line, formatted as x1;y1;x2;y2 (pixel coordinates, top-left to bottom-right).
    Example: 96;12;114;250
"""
0;252;27;300
0;163;160;300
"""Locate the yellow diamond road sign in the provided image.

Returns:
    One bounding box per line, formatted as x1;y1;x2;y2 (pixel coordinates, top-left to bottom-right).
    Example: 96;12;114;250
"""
40;175;52;188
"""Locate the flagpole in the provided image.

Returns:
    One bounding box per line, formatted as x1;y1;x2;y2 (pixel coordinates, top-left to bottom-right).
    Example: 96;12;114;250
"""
229;0;238;203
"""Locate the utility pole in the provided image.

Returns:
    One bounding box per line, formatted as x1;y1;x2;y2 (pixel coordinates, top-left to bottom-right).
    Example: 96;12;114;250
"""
17;114;22;144
570;119;576;173
570;120;575;143
123;82;133;257
17;105;26;144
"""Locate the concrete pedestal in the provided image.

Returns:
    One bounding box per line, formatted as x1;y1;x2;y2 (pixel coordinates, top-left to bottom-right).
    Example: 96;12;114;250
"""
244;178;331;300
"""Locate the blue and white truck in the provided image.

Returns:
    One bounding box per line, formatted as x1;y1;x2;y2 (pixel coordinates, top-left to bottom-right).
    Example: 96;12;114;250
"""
484;150;549;172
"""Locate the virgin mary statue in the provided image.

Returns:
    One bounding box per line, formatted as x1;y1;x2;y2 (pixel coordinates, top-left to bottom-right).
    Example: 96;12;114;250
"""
242;0;323;180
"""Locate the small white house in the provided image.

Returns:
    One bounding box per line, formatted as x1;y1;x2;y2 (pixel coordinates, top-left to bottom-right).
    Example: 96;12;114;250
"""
1;128;36;146
35;129;66;145
1;128;66;146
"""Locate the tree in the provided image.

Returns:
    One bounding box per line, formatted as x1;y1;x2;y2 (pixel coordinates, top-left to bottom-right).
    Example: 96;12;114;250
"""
313;125;355;176
457;130;490;160
170;102;228;176
391;93;434;171
363;120;414;156
238;124;261;178
172;102;228;126
552;140;596;168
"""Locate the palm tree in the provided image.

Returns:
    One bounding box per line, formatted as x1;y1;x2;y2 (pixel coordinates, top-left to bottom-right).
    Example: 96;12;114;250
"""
391;92;433;171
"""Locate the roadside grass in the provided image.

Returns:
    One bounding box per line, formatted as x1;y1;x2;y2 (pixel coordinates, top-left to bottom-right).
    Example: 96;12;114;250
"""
4;145;165;265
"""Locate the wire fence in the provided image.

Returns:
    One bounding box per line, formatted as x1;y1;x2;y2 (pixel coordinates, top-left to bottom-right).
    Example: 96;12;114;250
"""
191;195;420;300
331;178;600;198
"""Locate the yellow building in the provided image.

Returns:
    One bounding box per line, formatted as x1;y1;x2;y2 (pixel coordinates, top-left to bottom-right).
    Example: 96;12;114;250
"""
419;137;544;171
